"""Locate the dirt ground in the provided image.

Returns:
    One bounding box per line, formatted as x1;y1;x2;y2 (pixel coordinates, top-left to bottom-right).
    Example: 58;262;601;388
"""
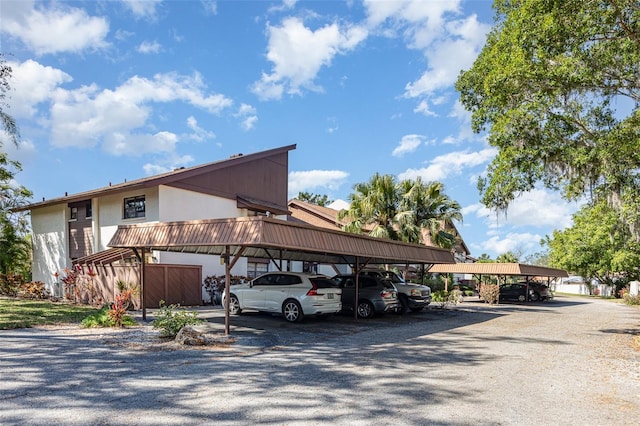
0;295;638;425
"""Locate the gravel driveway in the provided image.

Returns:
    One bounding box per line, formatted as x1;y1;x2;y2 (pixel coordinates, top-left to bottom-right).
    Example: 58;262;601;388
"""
0;296;638;425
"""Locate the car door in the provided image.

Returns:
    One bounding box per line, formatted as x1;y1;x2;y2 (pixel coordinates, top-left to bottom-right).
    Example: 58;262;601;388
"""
262;273;296;312
338;276;356;310
242;274;272;310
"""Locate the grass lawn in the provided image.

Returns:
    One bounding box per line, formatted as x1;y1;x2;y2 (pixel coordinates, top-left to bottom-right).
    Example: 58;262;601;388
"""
0;297;100;329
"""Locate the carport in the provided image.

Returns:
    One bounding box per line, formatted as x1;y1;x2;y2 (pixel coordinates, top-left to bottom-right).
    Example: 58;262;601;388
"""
427;262;568;301
107;215;456;334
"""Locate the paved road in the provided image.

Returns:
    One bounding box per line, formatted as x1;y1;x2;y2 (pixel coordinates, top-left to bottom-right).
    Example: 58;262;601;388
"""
0;296;638;425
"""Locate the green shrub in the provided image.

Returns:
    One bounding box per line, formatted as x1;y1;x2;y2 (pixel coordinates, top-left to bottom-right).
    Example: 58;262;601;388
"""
432;290;461;309
152;301;203;338
81;305;136;328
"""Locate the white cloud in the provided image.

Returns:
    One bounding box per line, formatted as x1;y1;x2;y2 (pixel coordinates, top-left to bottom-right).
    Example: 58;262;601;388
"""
137;40;162;54
392;134;424;157
327;199;350;211
288;170;349;197
413;100;437;117
6;60;72;118
200;0;218;15
1;1;109;55
234;104;258;130
479;232;544;256
122;0;162;20
482;189;578;230
404;15;490;99
398;147;496;181
143;154;195;176
252;17;367;100
185;116;216;142
22;67;232;154
103;131;178;156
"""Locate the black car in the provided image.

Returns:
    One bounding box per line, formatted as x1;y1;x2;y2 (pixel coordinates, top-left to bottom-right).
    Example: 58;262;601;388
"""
499;282;552;302
331;274;400;318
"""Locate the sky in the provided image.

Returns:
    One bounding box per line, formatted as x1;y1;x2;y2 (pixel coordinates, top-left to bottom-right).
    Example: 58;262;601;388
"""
0;0;581;259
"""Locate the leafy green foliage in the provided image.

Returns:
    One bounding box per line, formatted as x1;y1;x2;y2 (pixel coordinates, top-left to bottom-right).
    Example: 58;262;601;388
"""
152;301;203;338
431;290;461;309
296;192;333;207
476;253;494;263
81;305;136;328
544;201;640;288
456;0;640;239
108;290;133;327
496;251;519;263
1;55;33;279
339;173;462;248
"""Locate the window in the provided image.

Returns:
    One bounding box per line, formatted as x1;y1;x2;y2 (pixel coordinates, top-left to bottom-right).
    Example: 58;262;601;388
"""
85;202;92;219
124;195;145;219
247;259;269;279
70;207;78;220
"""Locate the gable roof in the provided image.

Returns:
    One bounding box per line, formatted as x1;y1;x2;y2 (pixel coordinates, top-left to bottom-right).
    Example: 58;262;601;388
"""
108;215;456;266
288;199;471;256
18;144;296;211
287;199;345;230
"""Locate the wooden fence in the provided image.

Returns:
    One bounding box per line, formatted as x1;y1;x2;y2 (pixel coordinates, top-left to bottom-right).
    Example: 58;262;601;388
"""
73;263;202;308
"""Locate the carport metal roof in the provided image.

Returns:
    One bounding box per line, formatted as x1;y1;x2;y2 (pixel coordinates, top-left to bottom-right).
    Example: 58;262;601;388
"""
427;262;568;278
108;216;456;333
107;215;456;265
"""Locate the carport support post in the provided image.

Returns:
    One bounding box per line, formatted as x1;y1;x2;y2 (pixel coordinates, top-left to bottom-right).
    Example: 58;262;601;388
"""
224;246;231;335
354;256;359;320
140;247;146;321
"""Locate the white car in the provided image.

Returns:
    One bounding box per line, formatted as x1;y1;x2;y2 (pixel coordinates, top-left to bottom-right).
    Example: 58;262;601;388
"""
224;272;342;322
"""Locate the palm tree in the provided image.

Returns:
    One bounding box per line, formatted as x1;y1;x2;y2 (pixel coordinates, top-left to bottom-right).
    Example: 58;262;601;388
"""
339;173;400;240
340;174;463;249
398;179;462;248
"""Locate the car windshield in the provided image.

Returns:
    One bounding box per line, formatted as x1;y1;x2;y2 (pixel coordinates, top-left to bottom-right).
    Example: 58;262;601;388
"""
381;272;403;283
380;279;395;289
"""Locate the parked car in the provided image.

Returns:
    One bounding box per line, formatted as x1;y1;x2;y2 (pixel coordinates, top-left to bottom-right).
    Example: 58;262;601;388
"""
523;281;553;301
331;274;400;318
499;283;529;302
224;272;342;322
360;269;431;313
499;282;552;302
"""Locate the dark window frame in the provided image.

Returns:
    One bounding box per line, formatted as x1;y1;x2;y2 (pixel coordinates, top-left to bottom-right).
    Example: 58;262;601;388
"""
123;195;146;219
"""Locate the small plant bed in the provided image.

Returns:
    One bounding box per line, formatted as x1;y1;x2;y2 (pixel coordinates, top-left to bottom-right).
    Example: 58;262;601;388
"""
0;296;100;329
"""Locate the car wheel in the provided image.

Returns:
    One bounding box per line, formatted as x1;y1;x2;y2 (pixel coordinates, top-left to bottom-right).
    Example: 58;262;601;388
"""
229;294;241;315
410;306;424;313
357;300;375;318
518;294;526;302
529;292;540;302
282;299;304;322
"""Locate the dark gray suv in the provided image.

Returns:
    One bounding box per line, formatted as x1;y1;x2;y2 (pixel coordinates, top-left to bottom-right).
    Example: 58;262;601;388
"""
331;274;400;318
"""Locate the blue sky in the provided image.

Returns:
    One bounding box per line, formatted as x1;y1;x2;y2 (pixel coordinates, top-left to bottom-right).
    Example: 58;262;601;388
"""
1;0;580;259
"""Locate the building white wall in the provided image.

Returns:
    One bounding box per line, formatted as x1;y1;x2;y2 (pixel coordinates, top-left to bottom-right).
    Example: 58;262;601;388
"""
30;184;292;299
30;204;68;296
98;188;160;251
158;186;239;221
